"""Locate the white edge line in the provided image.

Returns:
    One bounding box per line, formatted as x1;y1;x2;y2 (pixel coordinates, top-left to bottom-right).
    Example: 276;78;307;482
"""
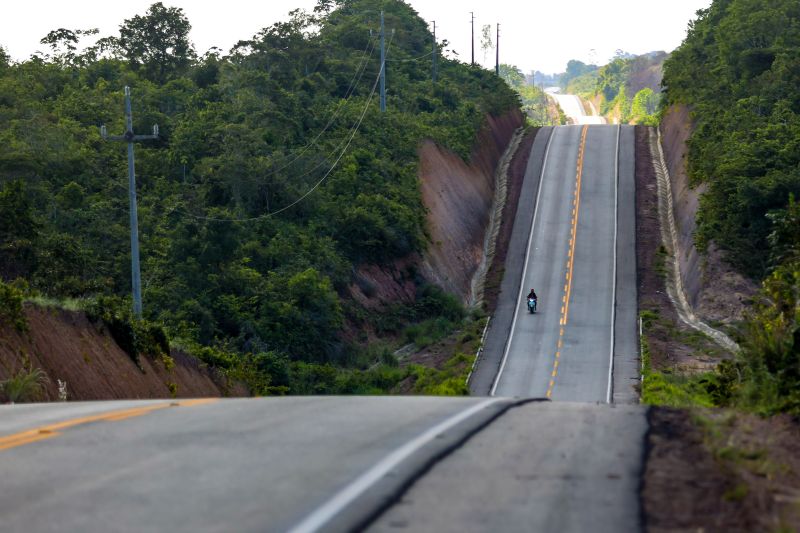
489;127;556;396
286;398;502;533
607;125;621;404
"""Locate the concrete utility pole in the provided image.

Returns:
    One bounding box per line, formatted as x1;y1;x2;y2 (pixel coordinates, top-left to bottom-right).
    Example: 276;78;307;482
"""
495;23;500;76
470;12;475;66
432;20;437;82
101;87;158;318
380;10;386;112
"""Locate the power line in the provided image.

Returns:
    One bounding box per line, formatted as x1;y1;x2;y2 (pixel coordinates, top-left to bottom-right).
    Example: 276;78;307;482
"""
177;32;396;223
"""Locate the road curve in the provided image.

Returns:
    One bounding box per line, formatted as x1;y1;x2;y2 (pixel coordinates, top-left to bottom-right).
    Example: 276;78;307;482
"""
471;124;639;402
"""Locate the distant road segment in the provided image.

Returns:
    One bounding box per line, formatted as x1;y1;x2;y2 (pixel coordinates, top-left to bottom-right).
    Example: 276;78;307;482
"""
550;92;607;125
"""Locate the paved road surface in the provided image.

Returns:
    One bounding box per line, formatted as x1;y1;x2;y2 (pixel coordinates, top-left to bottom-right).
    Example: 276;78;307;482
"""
549;92;607;125
471;125;639;402
0;397;646;533
369;402;646;533
0;397;507;533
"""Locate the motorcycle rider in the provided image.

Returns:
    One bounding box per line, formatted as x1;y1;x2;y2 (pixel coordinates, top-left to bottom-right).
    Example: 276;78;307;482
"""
526;288;537;301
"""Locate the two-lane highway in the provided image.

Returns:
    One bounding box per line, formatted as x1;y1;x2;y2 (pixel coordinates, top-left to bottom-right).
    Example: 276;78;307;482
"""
472;124;638;402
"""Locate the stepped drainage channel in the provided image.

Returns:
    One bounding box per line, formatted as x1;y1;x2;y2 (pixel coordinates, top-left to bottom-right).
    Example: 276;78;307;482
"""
650;127;739;353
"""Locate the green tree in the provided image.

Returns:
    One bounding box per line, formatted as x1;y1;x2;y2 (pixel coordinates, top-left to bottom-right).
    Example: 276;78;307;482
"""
0;180;39;280
118;2;195;82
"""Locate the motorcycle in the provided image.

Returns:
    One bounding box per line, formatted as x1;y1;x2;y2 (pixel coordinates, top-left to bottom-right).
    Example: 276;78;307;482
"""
527;297;537;314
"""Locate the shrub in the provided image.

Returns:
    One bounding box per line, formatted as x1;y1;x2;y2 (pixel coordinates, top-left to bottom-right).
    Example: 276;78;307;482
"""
1;366;49;403
0;280;27;331
85;295;171;367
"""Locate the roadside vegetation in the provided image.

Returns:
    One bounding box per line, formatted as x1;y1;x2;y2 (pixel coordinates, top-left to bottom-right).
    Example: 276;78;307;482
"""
643;0;800;417
498;64;565;126
0;0;520;395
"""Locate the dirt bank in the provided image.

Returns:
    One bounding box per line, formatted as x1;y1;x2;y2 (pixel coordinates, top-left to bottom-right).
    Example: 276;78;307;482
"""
0;305;242;401
659;106;757;326
418;109;525;302
643;407;800;532
346;109;524;314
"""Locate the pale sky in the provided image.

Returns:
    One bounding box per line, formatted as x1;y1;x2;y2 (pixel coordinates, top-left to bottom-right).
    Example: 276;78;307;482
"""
1;0;712;73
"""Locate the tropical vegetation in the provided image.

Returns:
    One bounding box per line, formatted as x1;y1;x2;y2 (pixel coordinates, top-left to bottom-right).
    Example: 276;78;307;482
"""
0;0;520;394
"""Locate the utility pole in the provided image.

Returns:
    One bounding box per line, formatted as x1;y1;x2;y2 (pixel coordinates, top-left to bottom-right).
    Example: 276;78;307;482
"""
495;23;500;76
380;10;386;112
432;20;437;82
101;86;158;318
470;12;475;66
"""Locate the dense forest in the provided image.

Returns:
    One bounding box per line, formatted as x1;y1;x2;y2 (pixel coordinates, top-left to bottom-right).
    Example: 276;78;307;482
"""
0;0;519;394
659;0;799;413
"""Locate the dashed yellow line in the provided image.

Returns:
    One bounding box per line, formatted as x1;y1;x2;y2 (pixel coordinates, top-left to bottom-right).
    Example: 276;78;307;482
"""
546;125;589;399
0;399;219;451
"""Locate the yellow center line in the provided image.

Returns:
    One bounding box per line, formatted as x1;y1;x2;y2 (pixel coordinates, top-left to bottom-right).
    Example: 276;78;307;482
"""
0;398;219;451
546;125;589;399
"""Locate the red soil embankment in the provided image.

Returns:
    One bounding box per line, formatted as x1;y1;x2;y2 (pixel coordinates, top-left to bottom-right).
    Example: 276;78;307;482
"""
347;109;524;309
417;109;524;301
0;305;242;401
659;105;756;324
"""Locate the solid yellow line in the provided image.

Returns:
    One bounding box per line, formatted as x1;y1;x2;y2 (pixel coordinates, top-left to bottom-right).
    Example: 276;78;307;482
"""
0;399;219;451
563;125;589;326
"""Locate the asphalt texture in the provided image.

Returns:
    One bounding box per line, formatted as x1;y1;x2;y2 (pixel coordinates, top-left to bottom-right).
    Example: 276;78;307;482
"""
472;125;639;402
0;397;502;533
367;402;647;533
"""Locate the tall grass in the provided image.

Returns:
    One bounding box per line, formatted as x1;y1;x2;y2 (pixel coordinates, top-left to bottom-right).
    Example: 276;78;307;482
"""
1;366;49;403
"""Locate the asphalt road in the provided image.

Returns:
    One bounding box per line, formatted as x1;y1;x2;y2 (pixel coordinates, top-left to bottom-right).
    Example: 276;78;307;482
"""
548;92;607;125
0;397;509;533
471;124;639;402
368;402;647;533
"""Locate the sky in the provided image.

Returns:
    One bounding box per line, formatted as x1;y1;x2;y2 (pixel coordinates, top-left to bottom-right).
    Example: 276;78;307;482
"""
1;0;712;74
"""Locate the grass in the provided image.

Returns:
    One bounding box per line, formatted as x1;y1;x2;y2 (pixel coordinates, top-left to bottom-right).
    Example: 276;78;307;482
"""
404;316;457;348
405;314;487;395
1;366;49;403
24;295;85;312
639;317;719;408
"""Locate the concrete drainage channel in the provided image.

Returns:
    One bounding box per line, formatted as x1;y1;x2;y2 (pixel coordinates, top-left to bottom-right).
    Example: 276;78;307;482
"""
650;128;739;353
468;127;525;309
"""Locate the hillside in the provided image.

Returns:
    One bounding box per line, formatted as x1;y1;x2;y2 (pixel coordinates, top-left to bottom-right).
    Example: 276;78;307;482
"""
564;52;667;125
0;0;522;398
646;0;800;415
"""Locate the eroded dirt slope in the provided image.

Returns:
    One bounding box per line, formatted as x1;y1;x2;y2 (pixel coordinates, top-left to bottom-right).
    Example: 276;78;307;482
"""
418;109;524;301
0;305;241;401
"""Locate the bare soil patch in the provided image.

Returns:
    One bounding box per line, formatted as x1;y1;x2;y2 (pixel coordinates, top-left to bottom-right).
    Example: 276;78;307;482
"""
643;407;800;532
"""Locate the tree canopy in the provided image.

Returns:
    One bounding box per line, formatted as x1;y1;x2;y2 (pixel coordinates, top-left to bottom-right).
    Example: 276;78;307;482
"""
0;0;519;394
